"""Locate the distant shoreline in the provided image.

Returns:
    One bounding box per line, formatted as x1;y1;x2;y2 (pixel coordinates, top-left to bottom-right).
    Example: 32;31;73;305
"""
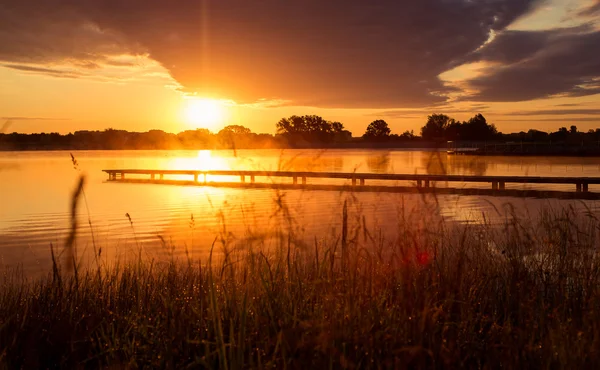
4;145;600;157
0;141;447;152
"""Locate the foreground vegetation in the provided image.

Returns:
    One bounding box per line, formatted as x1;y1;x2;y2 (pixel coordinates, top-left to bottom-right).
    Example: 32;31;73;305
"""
1;196;600;369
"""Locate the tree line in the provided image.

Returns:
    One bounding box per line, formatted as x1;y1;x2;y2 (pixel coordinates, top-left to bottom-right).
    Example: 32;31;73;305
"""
2;113;599;150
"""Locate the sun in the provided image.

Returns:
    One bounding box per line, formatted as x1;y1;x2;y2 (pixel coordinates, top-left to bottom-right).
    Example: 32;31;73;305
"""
183;98;226;130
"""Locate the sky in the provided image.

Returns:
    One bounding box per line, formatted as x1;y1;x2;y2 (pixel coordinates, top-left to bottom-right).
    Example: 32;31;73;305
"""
1;0;599;136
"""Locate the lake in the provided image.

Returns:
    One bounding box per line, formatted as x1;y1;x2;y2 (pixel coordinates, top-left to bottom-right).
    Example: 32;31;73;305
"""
2;149;600;277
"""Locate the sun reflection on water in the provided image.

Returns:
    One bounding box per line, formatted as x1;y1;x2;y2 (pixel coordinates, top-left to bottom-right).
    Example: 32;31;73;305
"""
164;150;230;171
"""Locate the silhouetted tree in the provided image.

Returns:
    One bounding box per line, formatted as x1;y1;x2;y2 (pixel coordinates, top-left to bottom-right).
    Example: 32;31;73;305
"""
219;125;252;135
275;115;351;145
526;129;549;142
460;114;497;141
421;114;452;140
399;130;415;139
363;120;391;139
331;121;344;133
217;125;254;149
444;119;462;140
421;113;497;141
550;127;569;142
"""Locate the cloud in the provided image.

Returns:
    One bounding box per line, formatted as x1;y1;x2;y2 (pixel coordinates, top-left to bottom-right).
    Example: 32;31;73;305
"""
1;64;83;78
0;4;137;64
0;0;543;108
1;117;70;121
375;105;492;118
504;109;600;116
497;117;600;122
579;0;600;16
555;103;589;107
458;26;600;101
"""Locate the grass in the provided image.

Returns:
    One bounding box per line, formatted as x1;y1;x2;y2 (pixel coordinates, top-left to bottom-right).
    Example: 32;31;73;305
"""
2;175;600;369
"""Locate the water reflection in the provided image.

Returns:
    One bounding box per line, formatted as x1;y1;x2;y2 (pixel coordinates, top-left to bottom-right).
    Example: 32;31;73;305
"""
366;152;391;173
279;151;344;172
3;149;600;278
422;152;488;176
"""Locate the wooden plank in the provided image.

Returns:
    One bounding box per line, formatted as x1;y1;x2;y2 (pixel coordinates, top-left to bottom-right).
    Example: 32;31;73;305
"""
104;178;600;200
102;169;600;185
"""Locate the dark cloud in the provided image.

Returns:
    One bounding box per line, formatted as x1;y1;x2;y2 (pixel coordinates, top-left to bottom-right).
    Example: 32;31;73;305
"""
0;3;137;65
461;26;600;101
1;63;83;78
0;0;542;108
497;117;600;122
579;0;600;16
555;103;588;107
376;105;491;118
504;109;600;116
1;117;70;121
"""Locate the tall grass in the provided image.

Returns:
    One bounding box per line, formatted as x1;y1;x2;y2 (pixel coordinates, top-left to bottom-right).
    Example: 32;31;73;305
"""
1;181;600;368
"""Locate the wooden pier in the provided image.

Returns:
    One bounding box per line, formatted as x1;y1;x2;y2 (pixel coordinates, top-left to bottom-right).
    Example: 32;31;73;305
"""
103;169;600;199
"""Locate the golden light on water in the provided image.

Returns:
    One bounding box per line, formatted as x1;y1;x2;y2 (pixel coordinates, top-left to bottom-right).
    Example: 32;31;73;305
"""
196;150;228;171
183;98;227;130
164;151;232;183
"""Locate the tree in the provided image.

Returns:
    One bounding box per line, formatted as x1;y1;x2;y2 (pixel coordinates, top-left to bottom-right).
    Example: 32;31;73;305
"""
331;121;344;133
219;125;251;135
275;115;350;145
217;125;254;149
276;115;306;135
461;114;497;141
550;127;569;142
570;125;578;134
363;120;391;139
526;129;549;142
421;114;452;140
400;130;415;139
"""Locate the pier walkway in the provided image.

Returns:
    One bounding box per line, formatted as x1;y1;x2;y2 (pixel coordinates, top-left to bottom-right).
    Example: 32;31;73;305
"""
103;169;600;199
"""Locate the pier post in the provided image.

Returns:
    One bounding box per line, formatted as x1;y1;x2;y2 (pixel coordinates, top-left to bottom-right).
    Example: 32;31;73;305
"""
151;174;155;180
160;174;164;180
121;172;125;179
293;177;298;184
417;180;422;187
194;174;198;182
360;178;365;186
251;175;255;183
352;178;357;186
302;177;306;185
424;180;430;188
583;183;589;192
492;182;498;190
499;182;505;190
576;183;582;192
241;175;245;183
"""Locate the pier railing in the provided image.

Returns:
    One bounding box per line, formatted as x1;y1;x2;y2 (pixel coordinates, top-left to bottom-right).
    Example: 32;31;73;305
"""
103;169;600;193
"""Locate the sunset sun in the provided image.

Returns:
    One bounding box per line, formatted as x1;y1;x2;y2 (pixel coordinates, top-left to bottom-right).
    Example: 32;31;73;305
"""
184;98;226;130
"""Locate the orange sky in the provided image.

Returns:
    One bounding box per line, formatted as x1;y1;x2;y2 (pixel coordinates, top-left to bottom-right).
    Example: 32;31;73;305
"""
1;0;599;136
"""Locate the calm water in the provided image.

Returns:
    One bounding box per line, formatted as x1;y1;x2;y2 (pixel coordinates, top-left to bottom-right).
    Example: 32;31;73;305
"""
2;149;600;276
